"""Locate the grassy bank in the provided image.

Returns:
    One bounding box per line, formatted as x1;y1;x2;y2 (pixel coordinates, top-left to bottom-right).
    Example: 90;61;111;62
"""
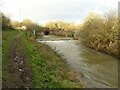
22;31;84;88
2;30;19;81
2;30;84;88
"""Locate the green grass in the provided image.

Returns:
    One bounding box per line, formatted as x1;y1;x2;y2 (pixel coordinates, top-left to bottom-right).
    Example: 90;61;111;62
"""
2;30;84;88
2;30;19;81
22;31;84;88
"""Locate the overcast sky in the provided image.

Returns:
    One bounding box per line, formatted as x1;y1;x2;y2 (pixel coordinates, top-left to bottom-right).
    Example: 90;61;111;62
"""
1;0;119;24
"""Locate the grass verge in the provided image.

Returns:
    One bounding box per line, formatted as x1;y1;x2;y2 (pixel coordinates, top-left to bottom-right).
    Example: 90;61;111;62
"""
22;31;84;88
2;30;19;83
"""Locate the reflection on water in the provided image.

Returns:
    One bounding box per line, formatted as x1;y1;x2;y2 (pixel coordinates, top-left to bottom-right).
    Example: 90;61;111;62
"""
37;37;118;88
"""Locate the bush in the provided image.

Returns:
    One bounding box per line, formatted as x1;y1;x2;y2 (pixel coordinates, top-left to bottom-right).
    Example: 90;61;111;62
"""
78;10;118;57
1;13;12;30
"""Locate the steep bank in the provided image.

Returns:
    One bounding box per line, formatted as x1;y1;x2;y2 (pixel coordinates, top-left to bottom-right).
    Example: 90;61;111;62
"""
77;38;118;59
2;30;84;88
22;31;84;88
37;37;118;88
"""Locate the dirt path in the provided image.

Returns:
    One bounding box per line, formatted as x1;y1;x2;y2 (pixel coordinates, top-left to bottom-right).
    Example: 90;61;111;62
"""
2;32;34;88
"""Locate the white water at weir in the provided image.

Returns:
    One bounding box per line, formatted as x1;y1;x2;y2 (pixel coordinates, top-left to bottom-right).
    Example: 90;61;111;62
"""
37;37;118;88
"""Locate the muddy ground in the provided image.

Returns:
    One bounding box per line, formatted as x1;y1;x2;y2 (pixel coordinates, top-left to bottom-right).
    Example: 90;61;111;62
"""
2;33;34;88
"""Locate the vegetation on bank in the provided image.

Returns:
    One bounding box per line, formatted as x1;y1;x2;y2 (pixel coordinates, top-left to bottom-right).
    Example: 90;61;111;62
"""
2;30;84;88
78;11;118;58
36;10;118;58
22;31;84;88
2;13;13;30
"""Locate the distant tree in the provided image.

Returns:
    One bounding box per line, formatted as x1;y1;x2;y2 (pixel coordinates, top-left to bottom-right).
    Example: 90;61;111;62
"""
11;21;20;29
45;21;76;31
22;19;33;26
22;19;42;31
1;13;12;30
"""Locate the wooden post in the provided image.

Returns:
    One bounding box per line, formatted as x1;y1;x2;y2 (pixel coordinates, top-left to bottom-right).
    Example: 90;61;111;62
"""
33;30;35;35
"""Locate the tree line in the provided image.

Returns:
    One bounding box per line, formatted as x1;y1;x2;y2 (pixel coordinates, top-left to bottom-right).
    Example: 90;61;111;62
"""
1;10;118;57
78;10;118;57
1;13;43;31
44;10;118;58
1;13;12;30
45;21;77;37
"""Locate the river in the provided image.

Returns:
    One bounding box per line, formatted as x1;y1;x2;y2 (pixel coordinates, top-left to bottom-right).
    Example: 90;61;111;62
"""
37;36;118;88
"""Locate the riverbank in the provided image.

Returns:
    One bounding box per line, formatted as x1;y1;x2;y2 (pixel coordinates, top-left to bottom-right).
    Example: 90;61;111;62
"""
77;38;118;59
2;30;84;88
23;31;84;88
37;37;118;88
76;11;118;59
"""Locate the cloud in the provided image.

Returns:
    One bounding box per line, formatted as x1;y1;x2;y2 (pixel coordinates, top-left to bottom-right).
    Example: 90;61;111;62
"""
1;0;119;24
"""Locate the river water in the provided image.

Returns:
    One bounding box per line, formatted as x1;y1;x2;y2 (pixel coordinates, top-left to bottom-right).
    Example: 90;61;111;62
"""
37;36;118;88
